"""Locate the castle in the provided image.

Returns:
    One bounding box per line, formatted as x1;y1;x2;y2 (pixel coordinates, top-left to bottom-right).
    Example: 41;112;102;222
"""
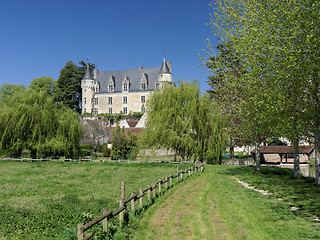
81;58;173;115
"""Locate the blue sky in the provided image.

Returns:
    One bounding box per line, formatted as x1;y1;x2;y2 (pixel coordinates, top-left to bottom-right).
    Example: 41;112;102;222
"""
0;0;218;92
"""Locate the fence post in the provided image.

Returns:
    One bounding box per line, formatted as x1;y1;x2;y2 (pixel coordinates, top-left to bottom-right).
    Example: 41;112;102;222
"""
180;171;183;181
153;182;156;197
158;179;161;194
165;177;168;189
139;188;143;208
169;174;172;187
119;198;124;226
121;182;126;200
77;223;84;240
188;168;191;177
177;173;179;183
103;208;108;233
148;185;151;201
177;164;179;174
131;192;135;212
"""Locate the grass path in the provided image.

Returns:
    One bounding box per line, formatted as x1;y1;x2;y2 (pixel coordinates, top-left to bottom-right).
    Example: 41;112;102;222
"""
132;165;320;240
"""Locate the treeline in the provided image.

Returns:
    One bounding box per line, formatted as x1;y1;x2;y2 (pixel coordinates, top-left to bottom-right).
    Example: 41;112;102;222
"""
0;61;91;158
203;1;320;184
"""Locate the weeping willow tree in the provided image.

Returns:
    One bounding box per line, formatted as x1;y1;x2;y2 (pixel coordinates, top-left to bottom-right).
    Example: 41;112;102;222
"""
141;81;226;163
0;89;83;158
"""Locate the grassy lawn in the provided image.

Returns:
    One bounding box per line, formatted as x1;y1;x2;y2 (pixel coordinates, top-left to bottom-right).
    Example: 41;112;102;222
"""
133;165;320;240
0;160;191;239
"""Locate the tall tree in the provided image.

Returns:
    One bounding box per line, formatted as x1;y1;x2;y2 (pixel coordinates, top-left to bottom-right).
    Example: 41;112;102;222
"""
206;0;319;177
141;81;225;163
55;61;95;113
204;42;244;158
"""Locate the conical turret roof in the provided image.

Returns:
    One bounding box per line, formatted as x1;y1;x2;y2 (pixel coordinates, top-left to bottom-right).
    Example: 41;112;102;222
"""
82;64;93;80
158;58;171;74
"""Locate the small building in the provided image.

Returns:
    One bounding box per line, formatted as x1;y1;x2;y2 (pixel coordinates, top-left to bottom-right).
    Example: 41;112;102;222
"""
251;145;314;164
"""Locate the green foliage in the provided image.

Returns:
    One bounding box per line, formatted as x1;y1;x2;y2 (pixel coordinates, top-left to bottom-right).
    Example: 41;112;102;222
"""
95;112;143;121
0;83;26;105
0;89;83;158
141;81;225;163
110;125;139;160
55;61;95;113
205;0;320;174
29;76;56;95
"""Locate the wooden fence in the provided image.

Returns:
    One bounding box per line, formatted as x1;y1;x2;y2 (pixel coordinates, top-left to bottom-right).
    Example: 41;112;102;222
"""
77;163;205;240
0;157;196;164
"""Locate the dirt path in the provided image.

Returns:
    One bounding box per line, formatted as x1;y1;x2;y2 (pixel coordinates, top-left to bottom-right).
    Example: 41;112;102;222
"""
132;173;234;240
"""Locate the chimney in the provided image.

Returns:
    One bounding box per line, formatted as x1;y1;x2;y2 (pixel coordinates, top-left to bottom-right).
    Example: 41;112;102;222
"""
93;69;99;80
167;62;172;73
140;66;143;72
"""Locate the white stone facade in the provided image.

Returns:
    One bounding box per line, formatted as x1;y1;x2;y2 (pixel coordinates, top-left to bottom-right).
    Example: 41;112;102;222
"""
81;59;173;115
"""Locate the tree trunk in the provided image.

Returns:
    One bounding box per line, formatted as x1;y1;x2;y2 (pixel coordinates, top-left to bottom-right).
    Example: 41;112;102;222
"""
255;134;261;171
31;149;37;159
315;128;320;185
230;137;234;158
293;137;300;178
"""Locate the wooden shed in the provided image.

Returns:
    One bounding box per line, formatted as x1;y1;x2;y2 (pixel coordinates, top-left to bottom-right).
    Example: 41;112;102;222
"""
251;145;314;164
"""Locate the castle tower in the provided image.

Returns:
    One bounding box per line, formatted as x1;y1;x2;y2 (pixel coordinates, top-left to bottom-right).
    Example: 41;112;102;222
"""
155;58;173;88
81;65;95;114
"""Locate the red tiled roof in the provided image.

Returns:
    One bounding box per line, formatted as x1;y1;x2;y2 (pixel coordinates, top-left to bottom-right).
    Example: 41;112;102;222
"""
251;145;314;154
126;120;138;128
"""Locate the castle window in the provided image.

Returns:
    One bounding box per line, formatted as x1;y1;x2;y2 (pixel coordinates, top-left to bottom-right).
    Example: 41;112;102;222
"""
108;97;112;104
123;96;127;104
141;105;145;113
122;77;130;92
108;75;115;92
84;98;86;104
123;107;127;114
141;73;148;90
84;108;86;113
94;98;98;105
109;108;112;114
93;108;98;115
141;96;145;103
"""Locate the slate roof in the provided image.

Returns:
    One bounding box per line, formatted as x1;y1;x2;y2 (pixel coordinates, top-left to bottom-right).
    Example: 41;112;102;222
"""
96;67;160;93
159;58;171;74
82;65;93;80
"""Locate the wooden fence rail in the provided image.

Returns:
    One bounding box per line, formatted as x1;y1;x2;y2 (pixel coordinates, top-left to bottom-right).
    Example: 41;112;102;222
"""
77;163;205;240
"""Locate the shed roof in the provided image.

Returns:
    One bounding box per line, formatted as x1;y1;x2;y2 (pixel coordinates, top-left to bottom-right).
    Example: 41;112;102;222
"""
251;145;314;155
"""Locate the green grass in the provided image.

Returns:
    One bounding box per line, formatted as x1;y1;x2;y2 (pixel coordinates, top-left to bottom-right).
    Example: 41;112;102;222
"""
225;165;320;217
0;160;191;239
133;165;320;240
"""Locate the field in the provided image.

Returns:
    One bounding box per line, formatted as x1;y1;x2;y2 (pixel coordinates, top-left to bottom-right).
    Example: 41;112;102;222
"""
133;165;320;239
0;160;191;239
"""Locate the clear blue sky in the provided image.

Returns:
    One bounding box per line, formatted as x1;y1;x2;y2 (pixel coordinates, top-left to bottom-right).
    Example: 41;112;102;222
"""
0;0;218;92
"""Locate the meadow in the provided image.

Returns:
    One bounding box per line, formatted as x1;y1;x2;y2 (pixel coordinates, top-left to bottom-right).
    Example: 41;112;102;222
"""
133;165;320;240
0;160;191;239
